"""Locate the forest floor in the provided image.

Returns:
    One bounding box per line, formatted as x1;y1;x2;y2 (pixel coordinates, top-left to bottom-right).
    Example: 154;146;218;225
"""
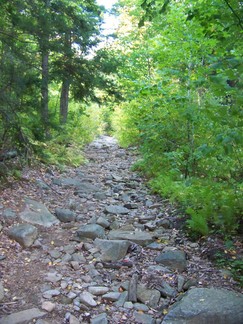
0;136;242;324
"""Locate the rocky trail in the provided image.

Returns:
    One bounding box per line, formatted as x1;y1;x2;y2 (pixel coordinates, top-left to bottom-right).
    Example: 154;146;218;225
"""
0;136;242;324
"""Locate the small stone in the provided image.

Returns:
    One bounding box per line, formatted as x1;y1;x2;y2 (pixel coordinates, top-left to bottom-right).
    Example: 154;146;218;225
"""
77;224;105;239
115;291;128;307
88;286;109;296
45;272;62;283
8;224;38;248
67;291;77;299
134;311;155;324
102;292;121;301
43;289;61;299
55;208;76;222
79;291;97;307
183;278;197;291
70;261;80;270
0;281;4;301
96;216;110;228
124;301;134;309
134;303;149;311
69;314;80;324
91;313;108;324
177;275;185;292
41;301;55;312
105;205;130;215
155;247;187;272
137;285;161;308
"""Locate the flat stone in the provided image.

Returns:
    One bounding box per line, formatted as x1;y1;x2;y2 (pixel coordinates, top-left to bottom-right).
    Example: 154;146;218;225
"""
108;230;153;246
3;208;17;219
105;205;130;215
77;224;105;239
55;208;76;222
91;312;108;324
45;272;62;283
8;224;38;248
79;291;97;307
43;289;61;299
162;288;243;324
134;311;155;324
94;238;131;261
0;308;46;324
88;286;109;296
41;301;55;312
102;292;121;301
155;247;187;272
137;284;161;308
20;198;59;227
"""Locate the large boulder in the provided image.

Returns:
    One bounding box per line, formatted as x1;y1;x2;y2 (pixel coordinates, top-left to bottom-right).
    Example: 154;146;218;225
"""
20;198;59;227
94;238;131;261
8;224;38;247
0;308;46;324
162;287;243;324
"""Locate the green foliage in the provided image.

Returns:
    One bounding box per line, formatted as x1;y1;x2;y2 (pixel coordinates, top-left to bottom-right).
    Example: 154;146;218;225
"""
113;0;243;236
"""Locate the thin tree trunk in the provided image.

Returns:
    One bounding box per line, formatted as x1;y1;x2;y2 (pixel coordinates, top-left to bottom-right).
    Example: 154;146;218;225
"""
60;78;70;124
59;31;72;124
41;50;49;136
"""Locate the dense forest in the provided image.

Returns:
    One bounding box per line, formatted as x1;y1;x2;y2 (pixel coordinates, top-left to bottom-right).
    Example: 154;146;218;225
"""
0;0;242;239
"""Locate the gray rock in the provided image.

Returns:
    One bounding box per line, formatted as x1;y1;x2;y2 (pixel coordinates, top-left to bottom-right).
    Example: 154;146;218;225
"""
155;247;187;272
8;224;38;247
88;286;109;296
69;314;80;324
162;288;243;324
77;224;105;239
20;198;59;227
96;216;110;229
0;308;46;324
43;289;61;299
91;313;108;324
115;291;128;307
105;205;130;215
0;281;4;301
137;284;161;308
45;272;62;283
134;303;149;311
3;208;17;219
157;281;177;298
79;291;97;307
36;180;50;190
94;238;131;261
41;301;55;312
108;230;153;246
55;208;76;222
134;311;155;324
102;292;121;301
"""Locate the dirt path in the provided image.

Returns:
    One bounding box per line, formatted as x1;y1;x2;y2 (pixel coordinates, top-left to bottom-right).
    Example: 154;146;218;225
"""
0;136;242;323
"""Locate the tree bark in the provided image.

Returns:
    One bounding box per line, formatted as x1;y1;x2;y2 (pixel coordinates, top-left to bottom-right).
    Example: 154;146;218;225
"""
60;78;70;124
41;49;49;137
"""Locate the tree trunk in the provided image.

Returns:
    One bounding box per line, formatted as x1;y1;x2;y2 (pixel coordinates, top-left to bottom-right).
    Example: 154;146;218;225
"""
60;78;70;124
41;50;49;136
59;31;72;124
